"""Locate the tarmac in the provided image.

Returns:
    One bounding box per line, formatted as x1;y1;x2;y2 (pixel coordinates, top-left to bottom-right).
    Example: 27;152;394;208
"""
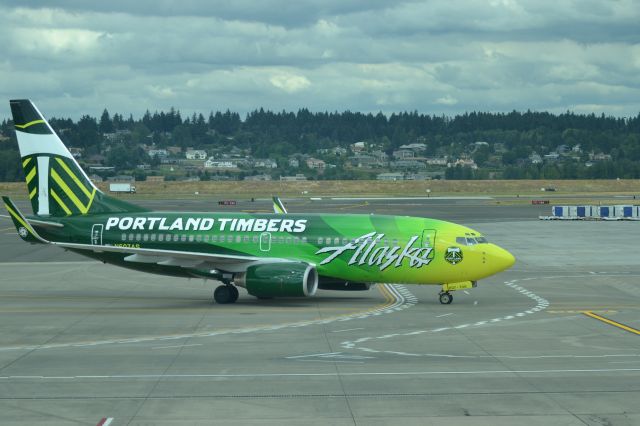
0;196;639;425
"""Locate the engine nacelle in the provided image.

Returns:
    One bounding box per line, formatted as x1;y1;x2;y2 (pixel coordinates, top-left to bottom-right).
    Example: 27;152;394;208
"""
234;262;318;298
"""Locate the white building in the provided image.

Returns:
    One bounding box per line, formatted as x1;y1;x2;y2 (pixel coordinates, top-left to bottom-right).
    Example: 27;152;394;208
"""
148;149;168;158
186;150;207;160
204;158;236;169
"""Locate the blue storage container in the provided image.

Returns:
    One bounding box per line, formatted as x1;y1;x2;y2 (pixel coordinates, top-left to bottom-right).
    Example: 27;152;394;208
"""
577;206;586;217
553;206;563;217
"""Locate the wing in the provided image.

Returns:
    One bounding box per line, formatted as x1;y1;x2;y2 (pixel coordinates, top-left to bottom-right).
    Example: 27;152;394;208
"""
56;241;295;273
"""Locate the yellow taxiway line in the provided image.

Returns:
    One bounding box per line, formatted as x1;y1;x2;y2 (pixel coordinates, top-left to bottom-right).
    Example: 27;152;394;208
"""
583;311;640;336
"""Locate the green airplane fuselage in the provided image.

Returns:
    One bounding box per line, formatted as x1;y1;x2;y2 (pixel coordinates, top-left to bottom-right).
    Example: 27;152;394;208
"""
29;211;513;285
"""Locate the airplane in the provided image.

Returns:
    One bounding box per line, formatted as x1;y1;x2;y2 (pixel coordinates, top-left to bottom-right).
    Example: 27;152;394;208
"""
2;99;515;305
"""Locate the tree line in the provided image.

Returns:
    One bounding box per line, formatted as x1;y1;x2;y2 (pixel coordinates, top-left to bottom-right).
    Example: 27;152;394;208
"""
1;108;640;181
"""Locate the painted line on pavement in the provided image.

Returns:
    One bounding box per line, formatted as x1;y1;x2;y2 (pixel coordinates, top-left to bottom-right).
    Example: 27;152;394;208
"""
342;276;551;354
0;283;415;353
583;311;640;336
1;367;640;381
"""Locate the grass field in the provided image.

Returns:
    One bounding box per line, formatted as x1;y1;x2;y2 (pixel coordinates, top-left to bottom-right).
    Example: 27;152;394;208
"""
1;179;639;200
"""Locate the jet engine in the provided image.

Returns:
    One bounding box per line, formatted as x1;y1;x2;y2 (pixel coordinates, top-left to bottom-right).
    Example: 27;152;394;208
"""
234;262;318;298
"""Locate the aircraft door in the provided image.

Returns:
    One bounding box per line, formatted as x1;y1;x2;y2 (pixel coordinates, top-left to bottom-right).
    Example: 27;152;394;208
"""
259;232;271;252
91;224;103;245
421;229;436;251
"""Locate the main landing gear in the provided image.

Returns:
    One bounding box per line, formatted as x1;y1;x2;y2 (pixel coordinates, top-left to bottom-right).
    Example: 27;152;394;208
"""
213;284;239;304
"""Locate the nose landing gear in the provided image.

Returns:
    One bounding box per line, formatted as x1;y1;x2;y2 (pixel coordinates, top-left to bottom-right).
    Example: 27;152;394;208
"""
439;291;453;305
438;281;476;304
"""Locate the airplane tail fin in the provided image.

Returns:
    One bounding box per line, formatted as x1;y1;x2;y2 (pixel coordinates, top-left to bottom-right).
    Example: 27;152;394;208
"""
10;99;147;217
272;196;287;214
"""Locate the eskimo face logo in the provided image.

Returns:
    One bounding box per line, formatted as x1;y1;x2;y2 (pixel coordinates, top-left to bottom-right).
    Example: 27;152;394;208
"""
444;247;463;265
18;227;28;238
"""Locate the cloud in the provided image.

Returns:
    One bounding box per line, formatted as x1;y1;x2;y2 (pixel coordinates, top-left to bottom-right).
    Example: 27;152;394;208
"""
0;1;638;119
269;73;311;93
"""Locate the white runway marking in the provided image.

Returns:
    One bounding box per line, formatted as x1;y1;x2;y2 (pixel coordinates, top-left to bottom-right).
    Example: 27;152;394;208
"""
436;313;452;318
0;283;415;353
0;261;97;266
341;274;637;358
1;368;639;381
341;277;551;353
331;328;365;333
152;343;203;350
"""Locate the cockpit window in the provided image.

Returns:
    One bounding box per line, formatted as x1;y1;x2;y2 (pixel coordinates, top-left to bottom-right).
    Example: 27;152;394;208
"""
456;236;489;245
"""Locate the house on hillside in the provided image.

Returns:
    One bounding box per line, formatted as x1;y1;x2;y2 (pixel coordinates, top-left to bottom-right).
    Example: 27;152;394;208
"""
186;149;207;160
253;158;278;169
148;149;168;159
529;153;542;164
204;158;236;169
306;158;325;170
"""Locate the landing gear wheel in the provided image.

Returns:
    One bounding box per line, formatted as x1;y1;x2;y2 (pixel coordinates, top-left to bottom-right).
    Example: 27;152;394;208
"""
214;285;237;304
439;292;453;305
229;285;239;303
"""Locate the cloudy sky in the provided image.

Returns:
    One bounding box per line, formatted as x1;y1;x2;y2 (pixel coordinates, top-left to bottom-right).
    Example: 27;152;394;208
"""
0;0;639;120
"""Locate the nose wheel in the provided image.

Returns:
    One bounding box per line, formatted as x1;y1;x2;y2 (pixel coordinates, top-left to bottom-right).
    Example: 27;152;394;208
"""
439;291;453;305
214;285;239;304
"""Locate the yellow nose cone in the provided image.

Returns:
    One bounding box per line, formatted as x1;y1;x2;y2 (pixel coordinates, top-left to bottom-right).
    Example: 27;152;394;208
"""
489;244;516;273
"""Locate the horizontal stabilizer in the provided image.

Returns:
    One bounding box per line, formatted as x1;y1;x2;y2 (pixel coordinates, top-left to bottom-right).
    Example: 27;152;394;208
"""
2;196;49;244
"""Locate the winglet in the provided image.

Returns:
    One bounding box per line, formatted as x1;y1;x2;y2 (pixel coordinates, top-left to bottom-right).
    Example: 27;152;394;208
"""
2;196;49;244
272;196;287;214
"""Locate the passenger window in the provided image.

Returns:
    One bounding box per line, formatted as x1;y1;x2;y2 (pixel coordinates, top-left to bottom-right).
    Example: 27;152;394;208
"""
392;239;398;246
121;233;126;241
173;234;179;242
204;235;209;242
294;237;299;245
180;235;186;242
143;234;149;241
286;237;292;244
196;235;201;242
135;233;141;241
342;238;348;245
188;235;194;242
227;235;233;243
252;235;258;243
236;236;242;243
334;237;340;245
317;237;323;245
302;237;307;244
150;234;156;241
212;235;218;242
